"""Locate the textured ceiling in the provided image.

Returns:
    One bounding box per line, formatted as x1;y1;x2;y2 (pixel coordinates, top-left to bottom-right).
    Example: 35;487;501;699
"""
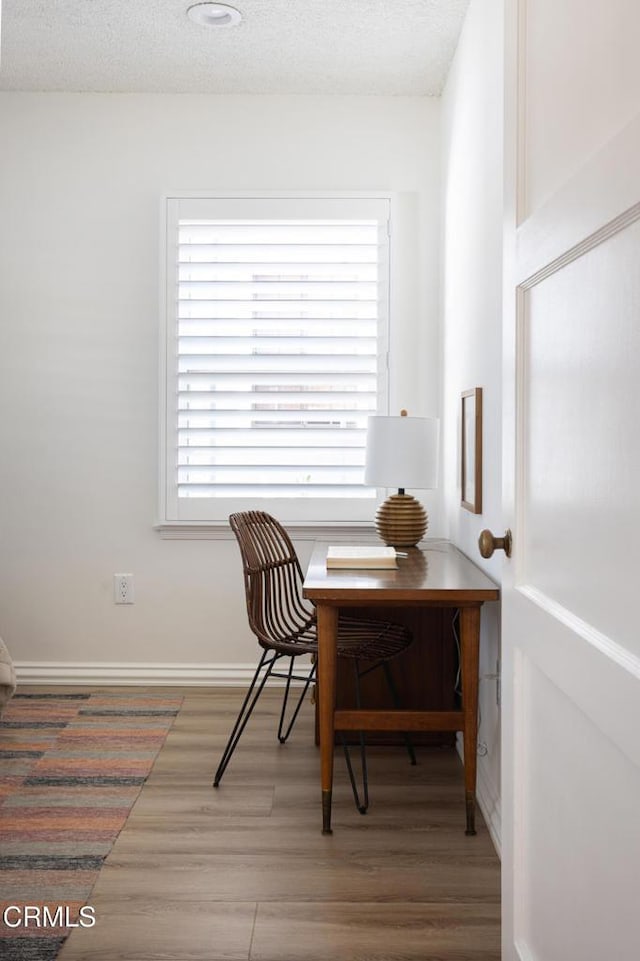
0;0;470;95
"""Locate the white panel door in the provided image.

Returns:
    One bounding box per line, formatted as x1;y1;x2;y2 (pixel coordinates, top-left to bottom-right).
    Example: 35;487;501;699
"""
502;1;640;958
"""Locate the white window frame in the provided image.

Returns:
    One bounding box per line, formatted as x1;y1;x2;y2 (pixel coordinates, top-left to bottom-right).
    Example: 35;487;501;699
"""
158;191;397;531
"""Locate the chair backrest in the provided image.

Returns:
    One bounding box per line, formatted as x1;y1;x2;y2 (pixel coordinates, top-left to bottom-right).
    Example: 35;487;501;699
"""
229;511;317;655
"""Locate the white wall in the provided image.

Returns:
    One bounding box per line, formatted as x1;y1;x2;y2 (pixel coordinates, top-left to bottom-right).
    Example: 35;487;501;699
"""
440;0;505;850
0;93;441;681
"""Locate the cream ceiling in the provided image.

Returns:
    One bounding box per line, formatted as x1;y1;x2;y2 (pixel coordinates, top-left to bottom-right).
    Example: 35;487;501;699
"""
0;0;470;95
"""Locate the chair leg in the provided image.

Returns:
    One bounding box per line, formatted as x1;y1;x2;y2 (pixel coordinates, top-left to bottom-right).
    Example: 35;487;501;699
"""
342;659;369;815
381;661;417;766
277;657;316;743
213;649;277;787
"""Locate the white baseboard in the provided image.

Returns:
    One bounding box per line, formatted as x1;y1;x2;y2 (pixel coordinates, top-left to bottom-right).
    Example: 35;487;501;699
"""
475;759;502;858
13;660;311;688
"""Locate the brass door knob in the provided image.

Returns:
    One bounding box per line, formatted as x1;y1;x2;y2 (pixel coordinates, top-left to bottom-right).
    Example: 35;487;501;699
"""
478;528;512;558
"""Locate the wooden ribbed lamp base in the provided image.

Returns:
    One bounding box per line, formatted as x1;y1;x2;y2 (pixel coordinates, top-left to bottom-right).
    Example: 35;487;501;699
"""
374;493;428;548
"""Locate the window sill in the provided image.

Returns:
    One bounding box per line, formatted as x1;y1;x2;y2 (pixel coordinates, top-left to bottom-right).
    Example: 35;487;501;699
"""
154;521;379;541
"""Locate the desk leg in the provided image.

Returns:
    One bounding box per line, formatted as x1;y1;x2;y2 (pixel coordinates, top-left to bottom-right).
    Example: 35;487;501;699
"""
460;606;480;836
316;603;338;835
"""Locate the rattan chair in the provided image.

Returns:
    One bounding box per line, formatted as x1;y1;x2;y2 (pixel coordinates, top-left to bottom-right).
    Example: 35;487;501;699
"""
213;510;416;813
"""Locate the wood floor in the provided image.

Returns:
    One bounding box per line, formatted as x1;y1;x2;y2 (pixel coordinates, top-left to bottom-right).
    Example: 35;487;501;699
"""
53;686;501;961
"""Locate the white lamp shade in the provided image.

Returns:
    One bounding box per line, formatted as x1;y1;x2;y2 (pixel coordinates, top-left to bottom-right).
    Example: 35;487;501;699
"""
364;415;439;490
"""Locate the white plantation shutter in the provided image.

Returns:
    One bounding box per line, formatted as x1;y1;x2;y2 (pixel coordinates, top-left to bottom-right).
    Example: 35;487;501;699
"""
162;196;390;524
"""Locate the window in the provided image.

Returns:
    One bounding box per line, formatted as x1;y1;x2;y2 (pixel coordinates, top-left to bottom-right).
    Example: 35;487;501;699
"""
160;194;391;525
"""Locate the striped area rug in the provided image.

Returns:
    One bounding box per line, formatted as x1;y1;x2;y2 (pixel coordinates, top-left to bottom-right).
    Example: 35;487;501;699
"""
0;691;182;960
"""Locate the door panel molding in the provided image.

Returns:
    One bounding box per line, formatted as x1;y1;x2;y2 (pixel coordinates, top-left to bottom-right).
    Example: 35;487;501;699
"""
517;111;640;280
519;585;640;682
507;592;640;772
513;652;640;960
519;192;640;289
515;215;640;656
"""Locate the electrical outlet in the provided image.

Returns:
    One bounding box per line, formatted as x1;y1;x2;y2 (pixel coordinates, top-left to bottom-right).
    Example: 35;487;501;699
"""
114;573;134;604
483;660;502;706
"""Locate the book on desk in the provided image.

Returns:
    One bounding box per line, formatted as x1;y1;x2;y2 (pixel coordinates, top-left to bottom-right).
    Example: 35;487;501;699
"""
325;545;398;570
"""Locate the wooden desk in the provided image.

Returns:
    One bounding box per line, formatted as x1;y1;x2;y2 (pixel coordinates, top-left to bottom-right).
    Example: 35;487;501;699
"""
303;540;499;835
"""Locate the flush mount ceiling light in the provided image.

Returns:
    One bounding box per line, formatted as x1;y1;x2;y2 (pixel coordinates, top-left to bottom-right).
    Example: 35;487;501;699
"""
186;2;242;27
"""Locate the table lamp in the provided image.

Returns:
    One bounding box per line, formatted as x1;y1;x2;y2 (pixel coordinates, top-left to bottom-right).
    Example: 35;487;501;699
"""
364;410;439;547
